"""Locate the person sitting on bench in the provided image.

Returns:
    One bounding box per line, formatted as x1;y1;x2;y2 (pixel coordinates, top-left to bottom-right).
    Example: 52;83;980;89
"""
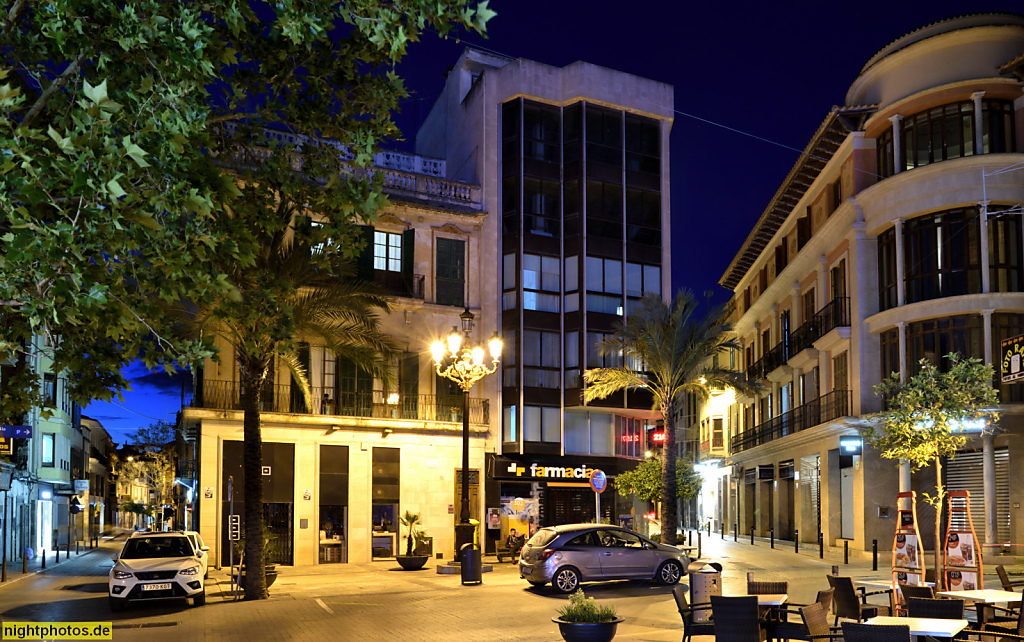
505;528;525;560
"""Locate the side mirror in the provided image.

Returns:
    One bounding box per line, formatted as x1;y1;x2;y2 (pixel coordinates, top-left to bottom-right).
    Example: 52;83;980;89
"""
200;545;210;552
110;554;118;562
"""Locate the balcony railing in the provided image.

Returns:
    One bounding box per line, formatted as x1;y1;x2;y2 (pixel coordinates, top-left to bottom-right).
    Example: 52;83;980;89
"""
747;297;851;380
177;459;196;480
731;389;851;454
188;380;490;424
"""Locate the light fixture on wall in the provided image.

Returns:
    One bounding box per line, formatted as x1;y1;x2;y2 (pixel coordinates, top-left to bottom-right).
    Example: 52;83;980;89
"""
382;428;393;438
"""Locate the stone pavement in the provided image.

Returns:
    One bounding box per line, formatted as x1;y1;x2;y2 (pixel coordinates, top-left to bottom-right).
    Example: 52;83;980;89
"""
0;529;1020;641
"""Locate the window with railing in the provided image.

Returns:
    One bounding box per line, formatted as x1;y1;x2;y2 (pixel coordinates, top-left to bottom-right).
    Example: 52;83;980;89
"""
731;389;851;453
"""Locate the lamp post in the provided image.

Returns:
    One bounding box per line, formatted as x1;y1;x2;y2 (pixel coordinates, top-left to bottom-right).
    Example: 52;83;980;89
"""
431;307;502;558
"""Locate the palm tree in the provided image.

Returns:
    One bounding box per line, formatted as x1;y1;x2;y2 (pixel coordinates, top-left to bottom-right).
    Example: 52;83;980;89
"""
583;291;761;545
400;510;422;556
174;198;397;599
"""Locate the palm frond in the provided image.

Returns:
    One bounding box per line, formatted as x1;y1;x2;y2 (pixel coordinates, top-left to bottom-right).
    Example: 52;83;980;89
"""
582;368;651;402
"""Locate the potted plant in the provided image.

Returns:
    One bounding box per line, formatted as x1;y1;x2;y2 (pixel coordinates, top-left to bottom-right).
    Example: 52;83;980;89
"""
395;510;429;570
552;589;624;642
232;525;280;588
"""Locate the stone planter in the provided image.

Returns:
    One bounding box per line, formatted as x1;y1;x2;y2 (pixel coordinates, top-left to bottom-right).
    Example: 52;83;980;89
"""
551;617;624;642
395;555;429;571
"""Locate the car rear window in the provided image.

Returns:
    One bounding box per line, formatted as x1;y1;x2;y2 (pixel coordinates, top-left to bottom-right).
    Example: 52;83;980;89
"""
526;528;558;548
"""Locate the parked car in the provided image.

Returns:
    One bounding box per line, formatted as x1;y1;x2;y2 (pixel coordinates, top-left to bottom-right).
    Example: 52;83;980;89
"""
108;532;206;611
183;531;210;579
518;523;690;593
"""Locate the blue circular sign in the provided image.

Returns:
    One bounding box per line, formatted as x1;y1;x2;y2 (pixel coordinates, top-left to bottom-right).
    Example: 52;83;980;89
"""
590;469;607;494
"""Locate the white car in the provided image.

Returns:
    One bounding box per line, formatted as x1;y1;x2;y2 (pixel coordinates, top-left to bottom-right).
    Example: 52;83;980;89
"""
183;531;210;579
109;532;206;611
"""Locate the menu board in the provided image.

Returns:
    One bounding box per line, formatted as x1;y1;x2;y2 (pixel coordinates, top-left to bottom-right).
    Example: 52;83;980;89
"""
944;490;983;591
892;491;925;609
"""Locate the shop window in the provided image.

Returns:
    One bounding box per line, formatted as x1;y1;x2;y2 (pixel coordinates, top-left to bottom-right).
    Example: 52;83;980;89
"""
371;447;400;558
319;445;349;564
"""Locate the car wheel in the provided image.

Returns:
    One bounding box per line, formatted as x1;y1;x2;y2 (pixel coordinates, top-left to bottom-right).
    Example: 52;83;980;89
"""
192;590;206;607
108;596;128;612
553;567;581;594
657;560;683;585
527;580;547;587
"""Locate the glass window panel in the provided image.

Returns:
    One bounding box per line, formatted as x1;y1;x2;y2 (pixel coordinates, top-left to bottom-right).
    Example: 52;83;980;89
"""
604;259;622;294
524;406;541;442
626;263;642;297
644;265;661;295
565;331;579;368
565;256;578;292
522;254;540;289
503;406;516;442
502;291;517;311
565;292;578;312
564;412;589;454
542;256;560;292
590;413;613;455
586;256;603;291
542;407;560;442
541;333;560;368
523;330;540;366
503;254;516;290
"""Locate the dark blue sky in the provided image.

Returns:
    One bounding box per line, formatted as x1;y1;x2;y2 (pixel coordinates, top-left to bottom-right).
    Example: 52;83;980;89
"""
87;1;1024;443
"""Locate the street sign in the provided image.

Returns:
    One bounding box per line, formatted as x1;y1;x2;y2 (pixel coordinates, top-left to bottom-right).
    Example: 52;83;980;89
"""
1001;334;1024;383
229;515;241;541
590;469;607;494
74;479;89;492
0;425;31;438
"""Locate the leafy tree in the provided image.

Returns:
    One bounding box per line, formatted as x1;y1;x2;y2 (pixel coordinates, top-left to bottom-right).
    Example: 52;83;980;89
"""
615;457;702;504
124;421;178;528
866;353;999;581
172;205;398;599
583;292;761;545
0;0;495;427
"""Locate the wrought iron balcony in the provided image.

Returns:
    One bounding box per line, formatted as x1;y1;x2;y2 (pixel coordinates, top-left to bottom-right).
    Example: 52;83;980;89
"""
730;389;851;454
745;297;852;381
177;460;196;480
188;380;490;425
813;296;851;337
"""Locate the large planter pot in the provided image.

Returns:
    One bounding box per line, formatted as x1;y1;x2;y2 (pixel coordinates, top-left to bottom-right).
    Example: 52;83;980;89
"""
552;617;624;642
234;565;278;589
395;555;429;571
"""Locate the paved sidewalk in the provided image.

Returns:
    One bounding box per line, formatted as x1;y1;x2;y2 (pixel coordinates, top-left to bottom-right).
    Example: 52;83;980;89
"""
0;531;127;588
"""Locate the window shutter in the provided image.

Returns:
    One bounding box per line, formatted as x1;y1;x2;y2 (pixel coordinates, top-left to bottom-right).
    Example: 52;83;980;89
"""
402;228;415;288
356;226;375;280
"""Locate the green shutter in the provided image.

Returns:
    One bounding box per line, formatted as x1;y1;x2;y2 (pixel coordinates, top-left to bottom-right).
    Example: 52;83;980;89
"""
402;228;415;293
357;226;375;280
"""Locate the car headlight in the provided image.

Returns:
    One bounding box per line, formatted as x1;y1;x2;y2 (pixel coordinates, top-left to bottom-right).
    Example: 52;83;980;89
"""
179;566;200;576
112;570;133;580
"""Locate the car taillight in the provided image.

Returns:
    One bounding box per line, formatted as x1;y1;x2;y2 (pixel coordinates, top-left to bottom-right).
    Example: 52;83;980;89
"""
537;548;556;561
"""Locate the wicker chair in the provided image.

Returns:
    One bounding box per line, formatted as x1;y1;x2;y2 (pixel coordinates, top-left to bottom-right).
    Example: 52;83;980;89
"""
771;590;837;640
984;596;1024;637
907;597;965;620
673;585;716;642
841;621;911;642
827;575;892;626
997;566;1024;593
748;579;789;622
710;595;766;642
901;584;936;599
769;602;843;642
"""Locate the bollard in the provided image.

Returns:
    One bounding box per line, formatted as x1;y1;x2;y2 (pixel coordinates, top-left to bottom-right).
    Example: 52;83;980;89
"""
734;523;738;542
770;528;774;549
844;540;849;565
706;521;711;537
750;526;755;546
76;541;80;555
721;522;725;540
832;565;839;576
819;533;824;559
795;529;799;554
56;548;60;563
22;553;27;574
697;531;702;560
2;558;6;582
41;549;46;570
872;539;878;571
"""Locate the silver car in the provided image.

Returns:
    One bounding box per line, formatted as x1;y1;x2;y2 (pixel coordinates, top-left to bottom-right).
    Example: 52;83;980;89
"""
518;523;690;593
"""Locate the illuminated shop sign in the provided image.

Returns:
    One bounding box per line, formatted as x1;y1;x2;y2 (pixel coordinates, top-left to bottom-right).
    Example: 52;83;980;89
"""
496;458;603;481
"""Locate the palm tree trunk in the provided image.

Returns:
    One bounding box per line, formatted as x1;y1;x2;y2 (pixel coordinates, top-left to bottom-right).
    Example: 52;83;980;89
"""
662;408;678;546
933;455;943;589
240;365;268;600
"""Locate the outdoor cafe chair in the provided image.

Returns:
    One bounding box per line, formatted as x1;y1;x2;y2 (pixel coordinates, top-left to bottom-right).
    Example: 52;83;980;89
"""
902;584;936;600
827;575;892;626
747;578;789;622
769;602;843;642
982;594;1024;638
841;621;912;642
906;596;967;641
710;595;766;642
997;566;1024;594
673;585;715;642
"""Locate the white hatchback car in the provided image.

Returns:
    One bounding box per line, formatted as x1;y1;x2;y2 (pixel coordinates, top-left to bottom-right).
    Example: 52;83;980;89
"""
109;532;206;611
183;531;210;579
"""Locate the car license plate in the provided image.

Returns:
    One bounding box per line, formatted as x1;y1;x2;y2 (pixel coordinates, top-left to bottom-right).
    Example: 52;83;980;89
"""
142;583;172;591
520;566;532;575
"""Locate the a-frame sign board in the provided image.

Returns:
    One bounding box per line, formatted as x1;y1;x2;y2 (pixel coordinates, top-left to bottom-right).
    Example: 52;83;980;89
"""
892;491;926;609
943;490;983;591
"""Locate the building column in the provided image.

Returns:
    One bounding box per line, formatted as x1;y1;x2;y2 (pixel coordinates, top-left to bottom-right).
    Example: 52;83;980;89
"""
972;91;986;156
895;218;905;307
897;321;911;492
889;114;903;174
980;201;991;293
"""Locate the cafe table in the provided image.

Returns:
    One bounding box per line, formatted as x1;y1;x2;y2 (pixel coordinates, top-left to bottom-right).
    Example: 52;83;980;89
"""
741;593;788;605
936;588;1023;628
864;615;968;641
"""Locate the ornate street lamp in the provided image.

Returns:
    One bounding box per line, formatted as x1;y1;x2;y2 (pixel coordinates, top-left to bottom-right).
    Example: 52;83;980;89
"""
431;307;502;557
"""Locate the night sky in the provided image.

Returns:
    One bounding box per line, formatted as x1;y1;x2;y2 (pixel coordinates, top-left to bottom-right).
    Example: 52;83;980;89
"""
86;1;1024;443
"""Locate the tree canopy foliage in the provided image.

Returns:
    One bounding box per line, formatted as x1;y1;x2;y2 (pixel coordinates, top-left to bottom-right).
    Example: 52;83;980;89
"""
866;353;999;582
0;0;494;417
615;457;702;504
583;291;760;545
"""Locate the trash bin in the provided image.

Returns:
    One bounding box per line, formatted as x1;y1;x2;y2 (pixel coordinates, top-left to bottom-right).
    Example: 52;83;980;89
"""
688;561;722;623
460;542;482;585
